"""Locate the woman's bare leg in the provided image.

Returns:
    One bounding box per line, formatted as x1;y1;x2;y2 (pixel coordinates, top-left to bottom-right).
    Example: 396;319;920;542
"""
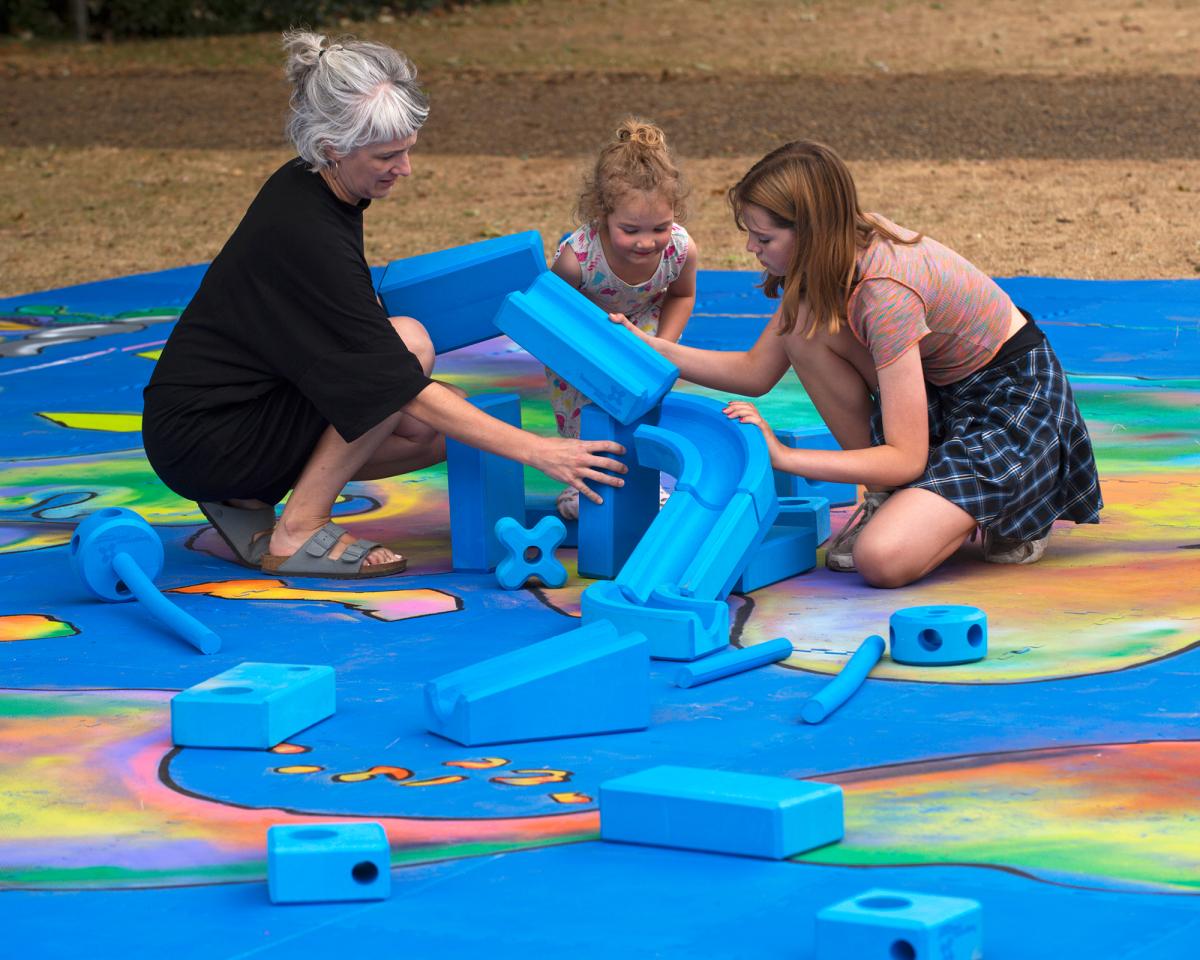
852;487;977;588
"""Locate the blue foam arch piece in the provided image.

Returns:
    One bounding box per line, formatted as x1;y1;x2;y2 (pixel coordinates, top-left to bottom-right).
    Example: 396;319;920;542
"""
377;231;546;354
800;634;885;724
494;515;568;590
494;271;679;424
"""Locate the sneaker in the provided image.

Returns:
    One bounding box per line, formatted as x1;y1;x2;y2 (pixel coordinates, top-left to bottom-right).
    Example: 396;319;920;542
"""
659;483;671;507
825;491;891;573
556;485;579;521
983;530;1049;565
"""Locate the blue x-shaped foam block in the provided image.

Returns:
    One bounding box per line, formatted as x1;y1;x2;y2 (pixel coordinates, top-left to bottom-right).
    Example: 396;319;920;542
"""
494;515;568;590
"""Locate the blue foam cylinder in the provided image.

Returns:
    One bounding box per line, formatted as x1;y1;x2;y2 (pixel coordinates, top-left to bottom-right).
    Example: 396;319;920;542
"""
674;637;793;688
112;553;221;655
890;605;988;665
801;634;885;724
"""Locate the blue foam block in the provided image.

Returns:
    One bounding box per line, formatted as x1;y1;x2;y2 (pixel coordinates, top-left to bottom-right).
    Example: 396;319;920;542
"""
495;271;679;424
776;495;832;545
801;634;885;724
774;427;857;507
424;620;650;745
267;822;391;904
525;494;577;547
580;580;729;662
377;231;545;354
600;765;843;860
171;662;335;749
732;524;817;593
494;515;568;590
815;888;983;960
577;404;660;580
674;637;794;688
890;605;988;666
445;393;526;572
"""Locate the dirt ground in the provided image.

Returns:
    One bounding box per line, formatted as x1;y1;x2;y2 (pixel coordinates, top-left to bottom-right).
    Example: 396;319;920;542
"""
2;0;1199;297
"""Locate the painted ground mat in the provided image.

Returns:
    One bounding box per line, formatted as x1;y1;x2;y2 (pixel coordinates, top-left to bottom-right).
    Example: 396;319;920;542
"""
1;268;1198;959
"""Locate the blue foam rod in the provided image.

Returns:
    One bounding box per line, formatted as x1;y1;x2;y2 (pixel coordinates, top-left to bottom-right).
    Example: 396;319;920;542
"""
674;637;793;688
800;634;885;724
112;552;221;655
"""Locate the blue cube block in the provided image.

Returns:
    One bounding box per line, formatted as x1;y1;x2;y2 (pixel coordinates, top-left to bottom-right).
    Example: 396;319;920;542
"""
815;888;983;960
171;662;335;749
733;524;817;593
446;393;526;572
776;495;831;545
267;822;391;904
599;765;843;859
890;605;988;666
774;427;857;507
377;231;545;354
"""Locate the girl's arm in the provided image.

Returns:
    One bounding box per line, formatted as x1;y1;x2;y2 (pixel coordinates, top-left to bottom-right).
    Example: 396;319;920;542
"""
654;240;699;343
728;344;930;488
614;304;792;397
550;244;584;287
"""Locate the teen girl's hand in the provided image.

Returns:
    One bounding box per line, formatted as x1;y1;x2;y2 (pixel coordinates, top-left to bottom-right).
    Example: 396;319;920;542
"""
724;400;784;465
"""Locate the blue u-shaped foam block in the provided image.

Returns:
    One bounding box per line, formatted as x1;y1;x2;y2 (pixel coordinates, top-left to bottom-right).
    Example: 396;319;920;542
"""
424;620;650;745
580;580;729;662
377;231;546;354
815;888;982;960
774;427;858;507
494;271;679;424
445;393;526;572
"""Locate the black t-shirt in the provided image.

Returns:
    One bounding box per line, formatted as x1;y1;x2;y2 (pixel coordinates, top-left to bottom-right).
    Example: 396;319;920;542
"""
146;158;430;443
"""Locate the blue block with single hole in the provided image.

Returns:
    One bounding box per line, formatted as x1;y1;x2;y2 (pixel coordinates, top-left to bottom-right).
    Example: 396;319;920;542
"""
494;515;568;589
425;620;649;745
733;525;817;593
577;404;660;580
267;822;391;904
446;393;526;572
600;765;843;860
774;427;857;506
171;662;335;749
776;495;832;545
815;888;983;960
889;605;988;666
377;231;546;354
495;270;679;424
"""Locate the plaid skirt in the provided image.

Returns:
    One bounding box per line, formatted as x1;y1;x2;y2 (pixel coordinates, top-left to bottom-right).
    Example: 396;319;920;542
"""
870;340;1103;540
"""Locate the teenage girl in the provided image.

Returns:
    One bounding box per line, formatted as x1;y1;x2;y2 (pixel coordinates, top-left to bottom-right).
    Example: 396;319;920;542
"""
612;140;1101;588
548;117;699;518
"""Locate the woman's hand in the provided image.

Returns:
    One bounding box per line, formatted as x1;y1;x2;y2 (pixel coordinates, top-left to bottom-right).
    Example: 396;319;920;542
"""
608;312;653;344
724;400;785;466
528;436;628;505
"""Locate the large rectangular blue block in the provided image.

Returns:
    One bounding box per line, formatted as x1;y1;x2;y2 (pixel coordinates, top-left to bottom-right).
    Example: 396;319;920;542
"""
495;271;679;424
599;765;843;859
816;888;983;960
171;662;335;749
732;524;817;593
425;620;650;745
377;231;545;354
267;822;391;904
446;393;526;571
774;427;858;507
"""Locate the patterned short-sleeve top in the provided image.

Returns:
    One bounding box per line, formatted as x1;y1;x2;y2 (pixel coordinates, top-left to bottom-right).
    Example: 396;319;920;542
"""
552;221;691;333
846;215;1014;385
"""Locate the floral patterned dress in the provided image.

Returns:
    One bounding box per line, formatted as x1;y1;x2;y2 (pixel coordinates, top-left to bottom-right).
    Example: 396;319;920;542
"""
546;221;691;438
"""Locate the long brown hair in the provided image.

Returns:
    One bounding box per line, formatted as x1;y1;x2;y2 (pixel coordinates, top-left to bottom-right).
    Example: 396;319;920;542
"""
575;117;689;225
728;140;917;336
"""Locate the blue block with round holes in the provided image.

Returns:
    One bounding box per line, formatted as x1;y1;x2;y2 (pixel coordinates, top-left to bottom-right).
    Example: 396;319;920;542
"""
815;888;982;960
267;822;391;904
171;662;335;749
889;605;987;666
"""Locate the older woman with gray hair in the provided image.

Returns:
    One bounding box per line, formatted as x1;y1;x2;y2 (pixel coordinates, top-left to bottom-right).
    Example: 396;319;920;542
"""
142;31;625;579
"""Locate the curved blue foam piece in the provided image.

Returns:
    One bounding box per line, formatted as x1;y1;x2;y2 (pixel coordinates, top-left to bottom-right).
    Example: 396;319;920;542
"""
890;605;988;665
581;580;728;662
632;425;704;493
494;515;568;590
495;271;679;424
801;634;885;724
377;231;546;354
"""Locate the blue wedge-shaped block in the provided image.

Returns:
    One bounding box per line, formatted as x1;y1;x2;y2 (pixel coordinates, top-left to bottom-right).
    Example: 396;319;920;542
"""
425;620;650;745
815;888;983;960
377;231;545;353
171;662;335;749
581;580;728;661
733;524;817;593
776;495;831;545
495;271;679;424
600;765;843;860
775;427;857;507
577;404;660;580
267;822;391;904
446;393;526;572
